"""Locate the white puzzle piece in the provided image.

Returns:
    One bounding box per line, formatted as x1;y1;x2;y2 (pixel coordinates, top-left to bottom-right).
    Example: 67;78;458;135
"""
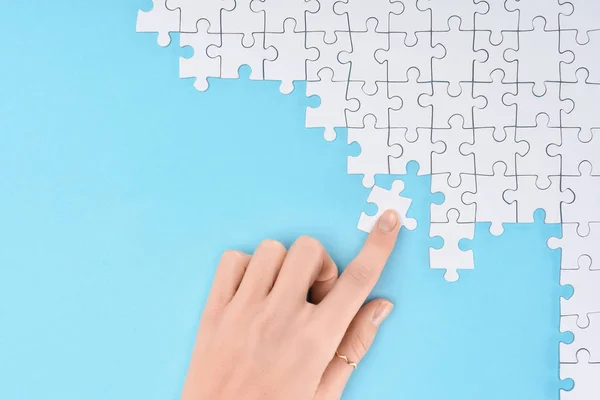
389;127;445;176
306;68;359;141
347;115;402;188
306;31;352;82
505;0;573;31
514;113;565;189
137;0;181;47
562;162;600;234
388;67;433;140
561;256;600;328
389;0;431;46
419;0;488;31
166;0;234;33
333;0;404;32
345;82;402;128
558;0;600;45
251;0;319;33
560;351;600;400
429;209;475;282
430;173;476;223
358;180;417;233
474;0;518;46
548;223;600;271
462;162;517;236
503;17;574;96
432;16;487;96
179;20;221;91
461;125;526;177
375;31;446;83
504;175;575;224
430;114;476;183
207;33;277;79
264;19;319;94
338;18;388;95
560;313;600;363
419;82;486;130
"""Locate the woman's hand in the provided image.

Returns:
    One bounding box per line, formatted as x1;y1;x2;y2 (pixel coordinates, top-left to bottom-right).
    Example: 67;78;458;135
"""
182;210;401;400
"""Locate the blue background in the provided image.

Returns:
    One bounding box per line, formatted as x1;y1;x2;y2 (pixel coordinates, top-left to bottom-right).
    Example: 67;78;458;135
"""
0;2;571;399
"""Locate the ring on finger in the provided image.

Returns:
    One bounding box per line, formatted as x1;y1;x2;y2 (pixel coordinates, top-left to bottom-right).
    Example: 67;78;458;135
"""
334;351;358;369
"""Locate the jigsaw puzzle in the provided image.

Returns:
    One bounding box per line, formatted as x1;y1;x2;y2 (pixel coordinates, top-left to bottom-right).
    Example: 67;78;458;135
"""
137;0;600;396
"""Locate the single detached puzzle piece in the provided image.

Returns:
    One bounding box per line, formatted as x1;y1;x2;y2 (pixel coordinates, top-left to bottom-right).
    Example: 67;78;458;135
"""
561;256;600;328
548;222;600;271
166;0;234;33
431;173;476;223
558;0;600;45
561;68;600;143
357;180;417;233
388;68;433;141
562;162;600;234
306;68;359;141
418;0;488;31
376;31;446;83
345;82;402;128
179;20;221;91
560;313;600;363
389;0;431;46
504;175;574;224
514;113;565;189
462;125;526;176
431;114;476;183
503;17;574;97
137;0;181;47
560;351;600;400
432;16;487;96
389;127;445;176
264;19;319;94
333;0;404;32
207;33;277;80
306;31;352;82
505;0;573;31
430;209;475;282
348;115;402;188
462;162;517;236
338;18;388;95
251;0;319;33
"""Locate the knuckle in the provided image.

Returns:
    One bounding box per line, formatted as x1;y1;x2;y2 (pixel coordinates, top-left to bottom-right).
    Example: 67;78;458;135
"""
350;330;373;359
347;260;374;286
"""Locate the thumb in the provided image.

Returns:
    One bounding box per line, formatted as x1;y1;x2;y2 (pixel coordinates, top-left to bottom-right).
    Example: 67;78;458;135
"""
314;299;393;400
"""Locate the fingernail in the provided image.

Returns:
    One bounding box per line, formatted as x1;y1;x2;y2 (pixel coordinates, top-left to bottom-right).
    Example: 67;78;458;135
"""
372;301;393;327
377;210;398;233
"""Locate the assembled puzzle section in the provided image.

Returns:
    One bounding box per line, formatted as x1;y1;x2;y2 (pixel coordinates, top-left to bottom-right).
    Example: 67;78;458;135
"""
136;1;600;397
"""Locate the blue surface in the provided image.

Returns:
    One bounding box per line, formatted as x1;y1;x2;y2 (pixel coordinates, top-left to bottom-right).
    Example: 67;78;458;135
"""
0;2;569;399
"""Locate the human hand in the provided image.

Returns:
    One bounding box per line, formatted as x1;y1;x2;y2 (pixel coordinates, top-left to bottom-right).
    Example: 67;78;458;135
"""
181;210;401;400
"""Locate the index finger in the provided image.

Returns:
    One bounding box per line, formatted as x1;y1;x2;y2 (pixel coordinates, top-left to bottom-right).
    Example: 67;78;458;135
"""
317;209;401;330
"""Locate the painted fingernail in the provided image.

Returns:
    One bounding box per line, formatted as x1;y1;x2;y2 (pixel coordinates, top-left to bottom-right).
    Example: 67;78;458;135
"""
377;210;398;233
372;301;393;327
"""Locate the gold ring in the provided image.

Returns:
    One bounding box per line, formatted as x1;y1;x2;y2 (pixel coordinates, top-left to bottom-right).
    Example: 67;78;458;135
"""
335;351;358;369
